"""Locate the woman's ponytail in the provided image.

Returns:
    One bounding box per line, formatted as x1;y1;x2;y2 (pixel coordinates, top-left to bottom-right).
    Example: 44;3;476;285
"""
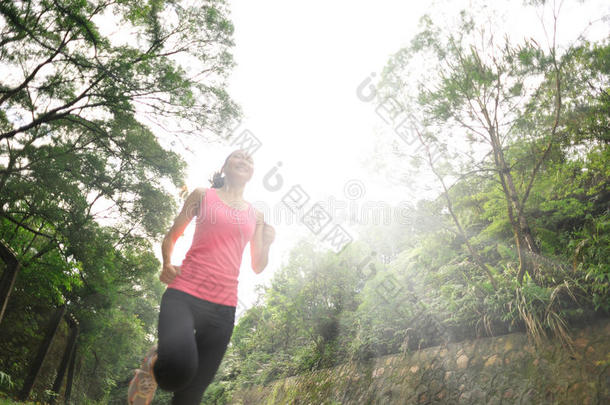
209;169;225;188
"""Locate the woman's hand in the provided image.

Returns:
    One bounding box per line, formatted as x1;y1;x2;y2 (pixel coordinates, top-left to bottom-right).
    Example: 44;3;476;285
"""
251;209;275;273
160;263;181;284
255;209;275;246
262;223;276;246
255;209;265;226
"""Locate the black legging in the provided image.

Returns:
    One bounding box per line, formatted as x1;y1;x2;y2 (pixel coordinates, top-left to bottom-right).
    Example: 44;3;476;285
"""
153;288;235;404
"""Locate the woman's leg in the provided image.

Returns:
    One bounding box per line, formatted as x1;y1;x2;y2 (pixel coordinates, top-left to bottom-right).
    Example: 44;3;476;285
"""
153;289;199;392
170;299;235;404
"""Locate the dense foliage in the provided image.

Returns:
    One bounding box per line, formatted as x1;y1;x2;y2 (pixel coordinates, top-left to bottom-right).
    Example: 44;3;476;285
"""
0;0;238;403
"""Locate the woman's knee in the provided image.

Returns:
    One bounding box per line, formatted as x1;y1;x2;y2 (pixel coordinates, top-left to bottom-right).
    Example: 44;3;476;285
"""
153;350;198;391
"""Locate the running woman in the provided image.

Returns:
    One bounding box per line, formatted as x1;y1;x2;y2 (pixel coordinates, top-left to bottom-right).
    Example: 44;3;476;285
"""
128;149;275;404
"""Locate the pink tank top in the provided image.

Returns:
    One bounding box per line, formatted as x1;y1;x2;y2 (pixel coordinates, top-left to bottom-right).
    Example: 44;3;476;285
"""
168;188;257;307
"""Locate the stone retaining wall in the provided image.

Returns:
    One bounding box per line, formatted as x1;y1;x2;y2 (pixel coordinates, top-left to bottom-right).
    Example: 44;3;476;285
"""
230;319;610;404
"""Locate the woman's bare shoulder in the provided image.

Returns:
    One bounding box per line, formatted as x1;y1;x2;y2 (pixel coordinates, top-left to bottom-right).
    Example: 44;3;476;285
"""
191;187;208;197
182;187;207;205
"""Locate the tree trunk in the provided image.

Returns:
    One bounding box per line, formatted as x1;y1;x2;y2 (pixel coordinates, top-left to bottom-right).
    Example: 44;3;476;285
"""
0;240;20;325
50;314;79;404
485;113;541;285
19;305;67;401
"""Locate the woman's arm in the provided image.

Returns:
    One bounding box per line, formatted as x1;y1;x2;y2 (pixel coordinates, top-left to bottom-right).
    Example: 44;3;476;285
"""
250;209;275;274
159;187;205;284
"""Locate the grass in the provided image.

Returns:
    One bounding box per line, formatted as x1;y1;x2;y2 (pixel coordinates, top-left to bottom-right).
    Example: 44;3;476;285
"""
0;399;39;405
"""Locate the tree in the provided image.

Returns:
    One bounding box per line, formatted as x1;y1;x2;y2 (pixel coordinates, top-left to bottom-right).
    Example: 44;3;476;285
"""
0;0;239;250
224;240;368;387
0;0;240;401
376;2;598;285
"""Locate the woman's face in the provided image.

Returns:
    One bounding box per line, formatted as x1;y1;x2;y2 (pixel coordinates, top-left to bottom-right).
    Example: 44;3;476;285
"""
223;150;254;183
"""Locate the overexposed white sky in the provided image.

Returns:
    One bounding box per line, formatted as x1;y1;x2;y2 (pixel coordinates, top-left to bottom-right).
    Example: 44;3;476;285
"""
167;0;609;316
